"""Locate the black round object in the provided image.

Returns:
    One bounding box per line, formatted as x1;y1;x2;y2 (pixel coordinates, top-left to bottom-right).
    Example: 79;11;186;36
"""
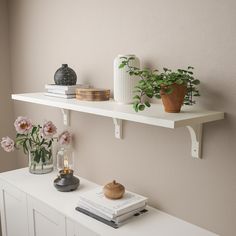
54;64;77;85
54;170;80;192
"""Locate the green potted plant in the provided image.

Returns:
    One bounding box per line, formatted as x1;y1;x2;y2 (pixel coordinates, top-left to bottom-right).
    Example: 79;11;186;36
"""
119;57;200;113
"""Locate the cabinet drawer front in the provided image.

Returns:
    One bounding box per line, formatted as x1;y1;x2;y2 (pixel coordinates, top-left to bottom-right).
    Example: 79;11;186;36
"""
27;196;66;236
76;223;100;236
0;181;26;202
0;180;29;236
66;218;100;236
66;219;76;236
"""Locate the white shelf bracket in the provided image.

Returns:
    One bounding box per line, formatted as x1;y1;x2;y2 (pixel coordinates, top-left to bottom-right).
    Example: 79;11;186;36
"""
113;118;123;139
186;124;203;159
61;109;70;126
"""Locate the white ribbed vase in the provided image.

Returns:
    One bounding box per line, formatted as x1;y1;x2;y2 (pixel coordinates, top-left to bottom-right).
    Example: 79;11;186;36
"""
114;54;140;104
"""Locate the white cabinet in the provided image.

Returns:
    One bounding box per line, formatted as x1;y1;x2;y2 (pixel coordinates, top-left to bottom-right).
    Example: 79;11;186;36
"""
27;196;66;236
66;219;100;236
0;181;29;236
0;181;66;236
0;168;219;236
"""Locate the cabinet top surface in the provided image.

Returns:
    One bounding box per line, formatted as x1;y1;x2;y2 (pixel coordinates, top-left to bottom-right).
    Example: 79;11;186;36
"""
12;93;224;128
0;168;218;236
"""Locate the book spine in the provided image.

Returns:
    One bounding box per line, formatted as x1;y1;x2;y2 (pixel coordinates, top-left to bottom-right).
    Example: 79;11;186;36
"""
45;84;90;91
75;207;119;229
77;204;146;224
77;203;113;221
114;201;147;216
79;197;115;216
78;199;115;219
79;196;147;217
45;85;72;91
47;89;75;95
44;93;76;98
114;206;146;223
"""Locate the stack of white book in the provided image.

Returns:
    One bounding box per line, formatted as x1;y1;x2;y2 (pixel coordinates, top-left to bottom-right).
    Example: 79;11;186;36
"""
45;84;90;99
76;187;148;228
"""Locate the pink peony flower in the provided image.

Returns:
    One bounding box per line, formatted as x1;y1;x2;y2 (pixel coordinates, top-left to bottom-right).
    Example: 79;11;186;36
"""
1;137;15;152
58;131;72;146
41;121;57;139
14;116;32;134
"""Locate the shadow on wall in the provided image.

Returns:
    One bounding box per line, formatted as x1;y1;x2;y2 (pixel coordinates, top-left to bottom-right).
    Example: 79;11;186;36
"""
200;80;236;137
199;81;229;110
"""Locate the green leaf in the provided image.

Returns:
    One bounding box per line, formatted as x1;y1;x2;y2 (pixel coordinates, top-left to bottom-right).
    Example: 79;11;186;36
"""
176;79;183;85
119;63;125;69
133;102;139;112
133;71;140;76
192;79;200;85
128;57;135;60
34;150;40;163
144;101;151;107
48;140;52;148
193;93;200;96
138;104;145;111
29;139;32;149
188;66;194;70
165;87;173;94
31;126;37;135
139;80;146;85
133;95;141;100
184;101;191;105
40;138;45;146
155;94;161;99
41;150;45;163
23;141;28;154
177;69;184;73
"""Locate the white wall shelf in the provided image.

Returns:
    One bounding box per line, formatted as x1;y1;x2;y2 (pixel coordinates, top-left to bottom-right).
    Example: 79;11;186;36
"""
12;93;224;158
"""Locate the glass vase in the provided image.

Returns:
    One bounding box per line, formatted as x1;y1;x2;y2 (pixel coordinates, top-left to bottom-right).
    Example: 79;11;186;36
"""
28;147;54;174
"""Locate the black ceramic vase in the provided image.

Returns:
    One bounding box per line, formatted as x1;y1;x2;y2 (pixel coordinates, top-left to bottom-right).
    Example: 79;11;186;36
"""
54;170;80;192
54;64;77;85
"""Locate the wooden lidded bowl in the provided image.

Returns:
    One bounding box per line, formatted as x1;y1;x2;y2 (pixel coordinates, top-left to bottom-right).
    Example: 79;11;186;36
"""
76;88;110;101
103;180;125;199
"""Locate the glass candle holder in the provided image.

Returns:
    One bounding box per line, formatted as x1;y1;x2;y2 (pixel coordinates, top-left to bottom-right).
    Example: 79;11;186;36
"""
54;145;80;192
56;146;74;173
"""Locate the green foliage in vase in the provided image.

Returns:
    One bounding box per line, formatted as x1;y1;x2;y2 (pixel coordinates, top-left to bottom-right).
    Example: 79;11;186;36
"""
119;57;200;112
16;125;54;163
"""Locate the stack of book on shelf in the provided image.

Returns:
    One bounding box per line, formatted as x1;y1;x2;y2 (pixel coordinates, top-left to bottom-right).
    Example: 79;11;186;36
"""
45;84;90;99
76;187;148;228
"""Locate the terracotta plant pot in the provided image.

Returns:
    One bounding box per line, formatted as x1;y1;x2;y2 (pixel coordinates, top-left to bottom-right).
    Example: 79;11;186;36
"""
161;84;187;113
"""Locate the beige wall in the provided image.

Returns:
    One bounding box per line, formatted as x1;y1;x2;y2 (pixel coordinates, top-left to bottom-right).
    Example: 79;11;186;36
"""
0;0;16;172
8;0;236;235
